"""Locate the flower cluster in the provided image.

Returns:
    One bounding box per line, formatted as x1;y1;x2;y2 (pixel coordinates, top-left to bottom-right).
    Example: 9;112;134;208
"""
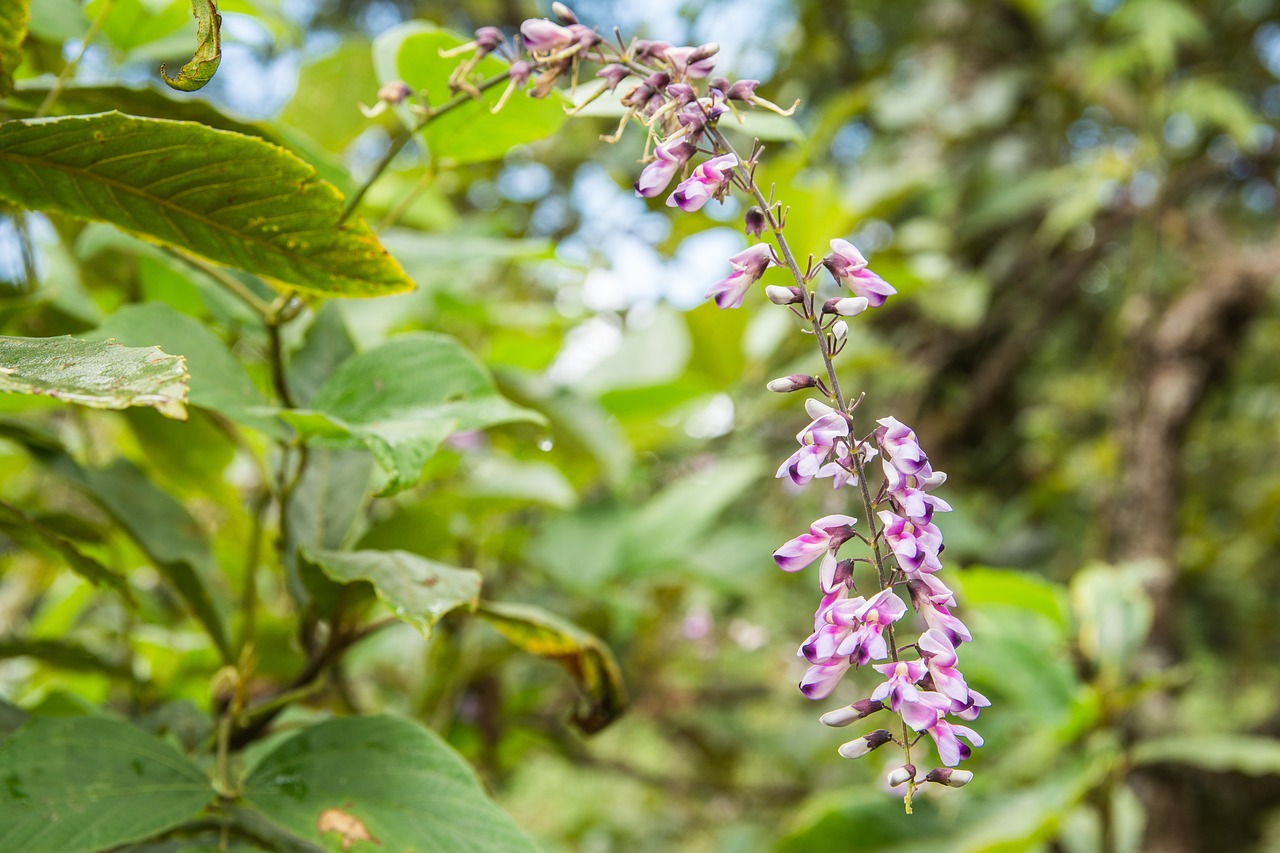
437;2;986;809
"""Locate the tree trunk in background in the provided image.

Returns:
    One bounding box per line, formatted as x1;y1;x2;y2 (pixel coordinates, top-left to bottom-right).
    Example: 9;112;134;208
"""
1111;238;1276;853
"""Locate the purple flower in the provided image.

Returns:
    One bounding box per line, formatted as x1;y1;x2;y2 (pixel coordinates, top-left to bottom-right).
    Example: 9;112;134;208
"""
918;629;969;702
520;19;598;54
879;511;944;574
871;659;928;711
663;44;718;79
891;487;952;521
833;588;907;665
774;513;857;592
800;658;851;700
800;588;863;663
776;400;850;487
823;239;897;307
667;153;737;212
596;63;630;92
635;139;696;198
875;416;928;475
950;688;991;722
908;577;972;645
705;243;774;309
520;18;574;51
901;692;984;766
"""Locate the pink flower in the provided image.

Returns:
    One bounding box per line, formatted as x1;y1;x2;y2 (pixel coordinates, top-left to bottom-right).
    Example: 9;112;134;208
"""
878;511;944;574
918;629;969;702
908;577;972;645
704;243;774;309
774;513;857;592
520;18;575;51
635;139;696;198
832;588;907;665
663;44;718;79
950;688;991;722
871;659;927;711
667;153;737;212
800;588;863;663
776;400;850;487
800;658;851;700
822;239;897;307
901;691;984;766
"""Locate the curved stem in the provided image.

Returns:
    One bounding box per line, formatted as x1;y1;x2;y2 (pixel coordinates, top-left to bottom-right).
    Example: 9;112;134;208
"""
339;69;515;224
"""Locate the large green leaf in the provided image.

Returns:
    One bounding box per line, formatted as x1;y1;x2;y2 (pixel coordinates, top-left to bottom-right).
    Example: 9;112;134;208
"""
372;22;568;165
0;715;214;853
278;333;544;495
303;547;482;637
0;112;413;297
477;601;627;734
242;715;537;853
0;334;187;419
43;454;232;662
91;302;278;433
0;0;29;97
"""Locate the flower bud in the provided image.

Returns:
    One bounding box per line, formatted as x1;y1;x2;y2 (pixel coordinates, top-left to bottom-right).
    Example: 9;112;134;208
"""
820;699;884;727
838;728;893;759
765;285;804;305
822;296;869;318
474;26;505;54
377;81;412;105
767;374;817;393
924;768;973;788
887;765;917;787
552;2;579;23
831;320;849;345
745;206;766;238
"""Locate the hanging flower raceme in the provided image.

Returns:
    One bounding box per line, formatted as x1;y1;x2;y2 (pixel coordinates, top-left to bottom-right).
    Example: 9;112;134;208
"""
447;3;987;804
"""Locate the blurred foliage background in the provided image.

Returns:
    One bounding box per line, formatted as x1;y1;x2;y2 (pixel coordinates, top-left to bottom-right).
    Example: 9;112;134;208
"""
3;0;1280;851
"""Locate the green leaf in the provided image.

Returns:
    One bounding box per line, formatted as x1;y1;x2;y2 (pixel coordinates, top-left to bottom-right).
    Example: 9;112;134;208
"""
161;0;221;92
242;715;537;853
477;601;627;734
90;303;278;433
278;333;544;495
0;637;132;677
0;0;29;97
7;82;282;141
284;449;373;611
1133;734;1280;776
1070;560;1157;683
0;499;131;598
0;112;413;297
0;715;214;853
303;547;482;637
43;454;232;662
372;22;568;164
0;334;187;419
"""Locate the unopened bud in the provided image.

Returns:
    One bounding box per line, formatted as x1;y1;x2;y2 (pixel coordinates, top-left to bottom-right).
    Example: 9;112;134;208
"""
377;81;412;105
887;765;917;787
690;42;720;62
765;285;805;305
767;374;817;393
822;296;869;318
831;320;849;344
552;2;579;23
745;206;766;238
474;26;504;54
820;699;883;727
924;768;973;788
838;728;893;759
